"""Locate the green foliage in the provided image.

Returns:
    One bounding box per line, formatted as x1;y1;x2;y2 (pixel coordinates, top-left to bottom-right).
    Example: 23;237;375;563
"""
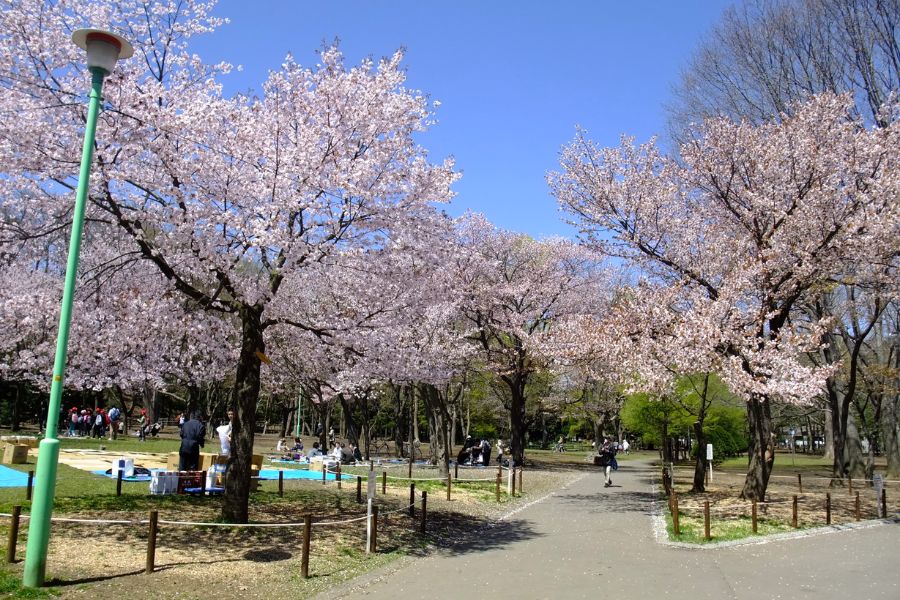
621;374;748;457
696;405;748;458
620;393;679;446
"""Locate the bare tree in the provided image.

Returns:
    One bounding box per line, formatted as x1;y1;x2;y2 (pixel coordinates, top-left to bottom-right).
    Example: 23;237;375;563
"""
668;0;899;136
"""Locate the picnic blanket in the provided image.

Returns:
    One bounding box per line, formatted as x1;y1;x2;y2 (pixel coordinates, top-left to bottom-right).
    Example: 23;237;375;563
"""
0;465;29;487
258;468;352;481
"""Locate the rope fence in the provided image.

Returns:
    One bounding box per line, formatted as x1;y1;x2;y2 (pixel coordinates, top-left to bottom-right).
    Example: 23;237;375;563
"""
0;490;425;577
662;466;897;540
0;459;527;576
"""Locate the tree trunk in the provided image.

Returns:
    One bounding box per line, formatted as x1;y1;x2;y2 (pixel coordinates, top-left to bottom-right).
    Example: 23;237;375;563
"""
845;412;867;479
823;406;834;460
691;420;707;493
884;392;900;478
393;384;405;458
421;384;451;476
740;395;774;501
12;383;22;432
660;421;670;463
278;398;292;439
142;385;157;426
449;403;457;451
412;388;420;443
222;305;264;524
360;393;371;460
338;394;360;448
507;375;527;465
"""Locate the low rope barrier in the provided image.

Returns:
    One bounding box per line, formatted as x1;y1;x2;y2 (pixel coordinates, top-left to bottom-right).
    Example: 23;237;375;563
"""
668;467;900;485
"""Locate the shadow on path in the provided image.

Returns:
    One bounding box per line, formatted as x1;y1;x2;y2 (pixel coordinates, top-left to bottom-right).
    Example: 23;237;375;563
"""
556;490;657;515
429;516;544;557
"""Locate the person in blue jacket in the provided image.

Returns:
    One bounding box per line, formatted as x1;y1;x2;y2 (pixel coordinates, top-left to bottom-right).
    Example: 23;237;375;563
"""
179;412;206;471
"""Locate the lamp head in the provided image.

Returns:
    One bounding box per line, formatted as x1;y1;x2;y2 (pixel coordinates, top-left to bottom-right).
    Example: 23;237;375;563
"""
71;29;133;76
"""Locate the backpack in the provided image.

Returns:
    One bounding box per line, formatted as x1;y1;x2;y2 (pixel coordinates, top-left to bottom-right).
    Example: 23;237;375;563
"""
108;407;120;422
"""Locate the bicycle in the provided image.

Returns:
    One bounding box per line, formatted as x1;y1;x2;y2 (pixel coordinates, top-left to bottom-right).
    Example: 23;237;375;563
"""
402;440;423;460
370;438;391;456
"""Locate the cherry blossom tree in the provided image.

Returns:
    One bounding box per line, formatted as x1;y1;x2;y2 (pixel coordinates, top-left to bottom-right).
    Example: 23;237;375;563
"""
454;215;611;465
551;94;899;499
0;0;456;521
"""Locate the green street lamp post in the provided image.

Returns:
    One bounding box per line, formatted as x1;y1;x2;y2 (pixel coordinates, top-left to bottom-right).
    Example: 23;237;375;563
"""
23;29;132;588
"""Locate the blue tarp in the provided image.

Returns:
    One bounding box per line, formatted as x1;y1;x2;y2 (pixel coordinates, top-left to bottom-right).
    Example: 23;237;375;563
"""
0;465;30;487
258;468;352;481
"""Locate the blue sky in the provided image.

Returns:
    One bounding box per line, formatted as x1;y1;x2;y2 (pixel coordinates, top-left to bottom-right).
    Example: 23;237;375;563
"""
191;1;733;238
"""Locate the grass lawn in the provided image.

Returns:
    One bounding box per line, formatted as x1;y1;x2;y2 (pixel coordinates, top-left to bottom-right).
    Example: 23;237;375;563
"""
716;452;834;471
665;512;796;544
0;567;58;598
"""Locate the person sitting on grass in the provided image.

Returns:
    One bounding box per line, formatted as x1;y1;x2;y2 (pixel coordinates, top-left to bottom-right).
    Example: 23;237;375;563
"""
350;442;363;463
308;442;322;458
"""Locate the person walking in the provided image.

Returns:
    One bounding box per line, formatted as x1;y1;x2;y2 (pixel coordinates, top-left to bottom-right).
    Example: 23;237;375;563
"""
107;406;120;440
600;439;618;487
138;409;147;442
179;412;206;471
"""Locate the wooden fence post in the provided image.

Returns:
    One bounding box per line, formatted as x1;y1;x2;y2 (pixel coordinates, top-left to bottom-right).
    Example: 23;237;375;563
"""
826;493;831;525
409;483;415;517
855;492;861;520
200;470;207;495
792;495;798;528
797;473;802;494
672;494;680;535
26;471;33;501
116;470;123;497
382;471;386;495
881;488;887;519
301;514;312;579
446;473;451;501
420;491;427;534
751;500;757;533
6;506;21;563
279;470;284;497
511;468;516;498
336;463;342;490
518;468;523;494
703;500;711;540
146;510;159;574
357;476;362;503
371;505;379;553
322;466;327;486
495;473;501;503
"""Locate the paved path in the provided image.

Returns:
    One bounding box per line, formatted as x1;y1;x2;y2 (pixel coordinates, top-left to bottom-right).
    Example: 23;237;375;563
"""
325;459;900;600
